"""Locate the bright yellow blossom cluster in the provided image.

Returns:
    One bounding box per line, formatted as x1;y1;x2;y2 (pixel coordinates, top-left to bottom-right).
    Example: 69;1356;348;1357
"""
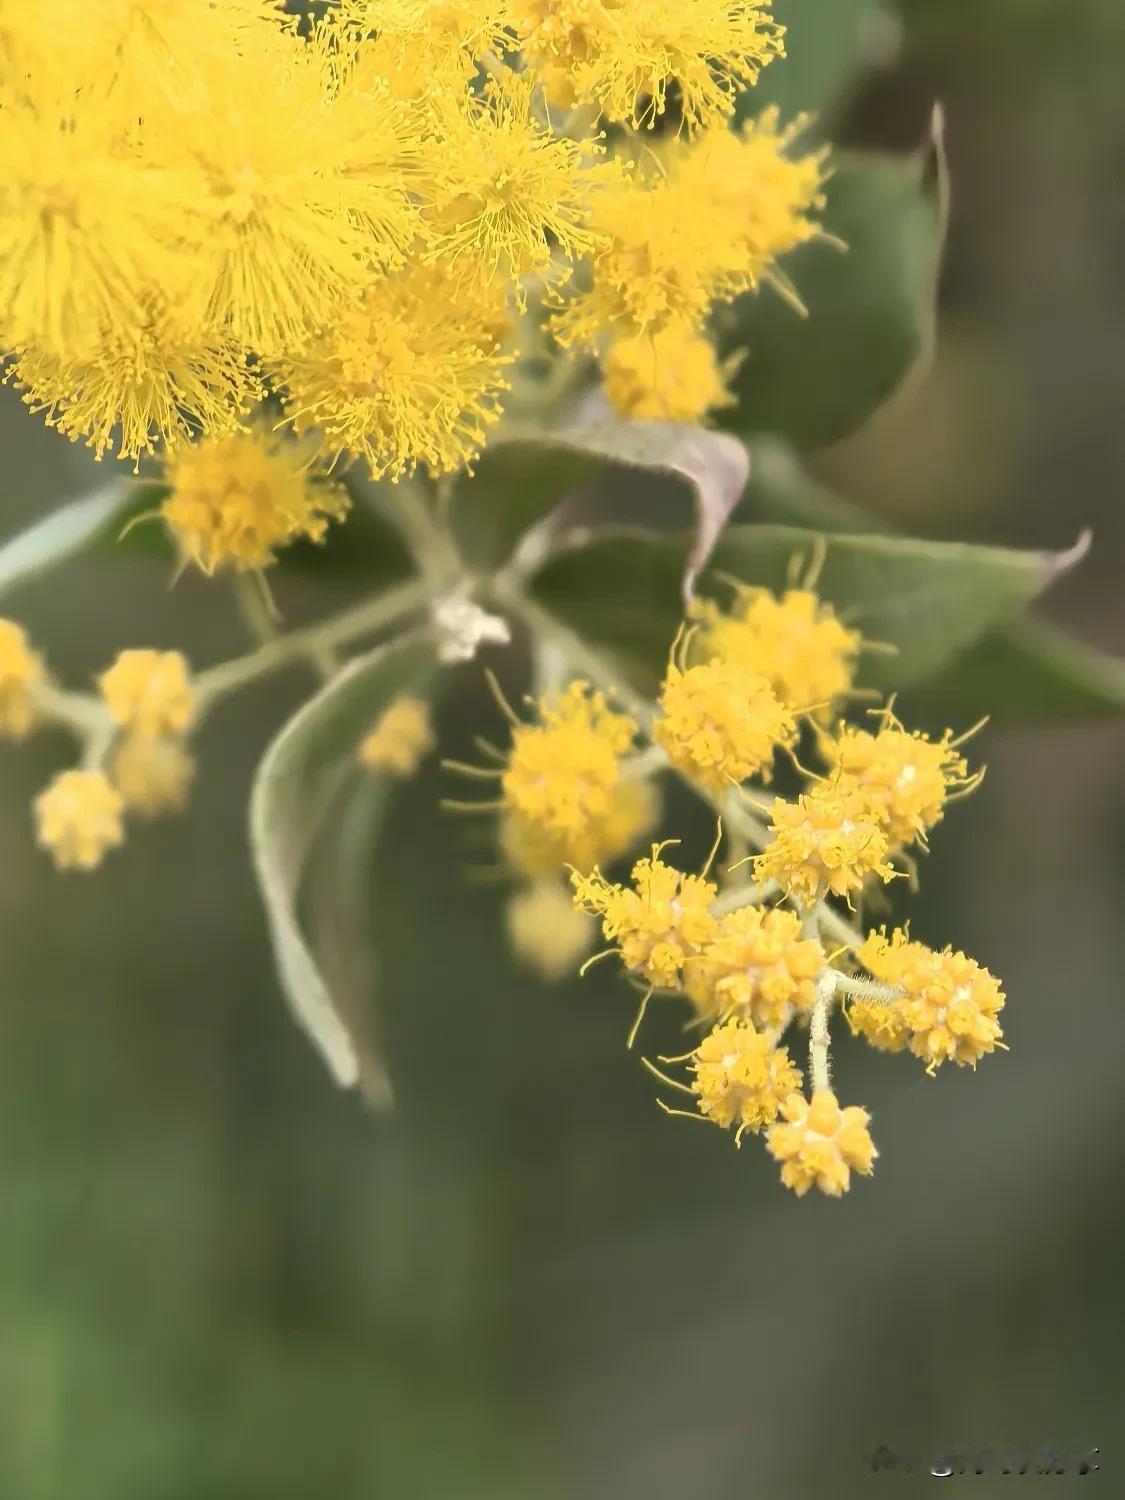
446;572;1006;1198
2;0;822;554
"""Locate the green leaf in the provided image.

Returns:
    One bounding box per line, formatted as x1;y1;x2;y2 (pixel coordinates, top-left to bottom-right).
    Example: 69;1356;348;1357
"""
249;635;437;1101
747;0;890;127
452;420;748;594
719;121;949;449
0;482;138;599
529;522;1088;696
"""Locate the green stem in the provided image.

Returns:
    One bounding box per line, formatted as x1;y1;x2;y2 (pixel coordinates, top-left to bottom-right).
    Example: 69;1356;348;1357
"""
194;576;431;717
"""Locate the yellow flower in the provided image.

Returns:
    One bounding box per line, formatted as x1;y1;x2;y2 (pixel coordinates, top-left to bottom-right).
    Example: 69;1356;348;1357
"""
602;323;735;423
500;776;659;879
501;681;638;842
162;425;349;574
359;697;435;777
506;880;596;981
695;588;860;717
0;619;44;740
754;784;897;907
859;929;1005;1071
98;649;196;739
572;846;718;988
34;769;126;871
845;993;910;1054
654;656;795;792
690;1018;801;1135
683;904;822;1030
824;718;979;848
111;734;195;818
767;1088;877;1197
279;265;513;480
512;0;784;132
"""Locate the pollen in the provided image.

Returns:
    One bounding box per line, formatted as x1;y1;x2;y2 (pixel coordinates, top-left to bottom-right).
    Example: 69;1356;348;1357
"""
690;1018;802;1134
859;929;1005;1071
98;649;196;739
695;588;860;716
501;681;639;841
0;619;45;741
571;846;718;988
766;1088;877;1197
654;655;795;792
162;425;349;574
359;697;435;778
684;904;823;1031
754;784;897;907
506;880;596;982
111;734;195;818
34;769;126;872
825;718;979;848
602;323;735;423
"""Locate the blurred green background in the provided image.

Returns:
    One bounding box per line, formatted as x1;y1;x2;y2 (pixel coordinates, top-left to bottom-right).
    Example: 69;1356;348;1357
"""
2;3;1124;1495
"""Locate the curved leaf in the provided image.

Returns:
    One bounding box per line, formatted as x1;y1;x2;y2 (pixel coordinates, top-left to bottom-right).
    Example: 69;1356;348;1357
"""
454;420;749;597
719;119;949;449
249;635;437;1097
0;482;137;599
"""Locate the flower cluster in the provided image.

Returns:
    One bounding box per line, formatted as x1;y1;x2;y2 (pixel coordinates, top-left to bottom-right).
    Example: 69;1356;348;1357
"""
2;0;821;550
464;574;1006;1199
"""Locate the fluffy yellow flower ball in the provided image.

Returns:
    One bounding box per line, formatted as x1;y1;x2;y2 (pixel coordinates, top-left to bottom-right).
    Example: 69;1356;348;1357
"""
506;881;596;982
691;1018;801;1135
0;619;44;740
655;657;795;792
34;769;125;871
767;1088;877;1197
602;324;735;423
572;847;717;988
98;649;196;739
359;697;435;778
111;735;195;819
754;784;897;907
684;904;823;1030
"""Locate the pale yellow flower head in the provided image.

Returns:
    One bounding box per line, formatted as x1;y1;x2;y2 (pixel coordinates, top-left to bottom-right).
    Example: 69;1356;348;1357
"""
34;769;125;872
0;619;45;741
858;929;1005;1071
767;1088;877;1197
112;734;196;819
501;681;638;842
359;697;435;778
99;649;196;739
754;784;897;907
690;1018;801;1135
825;719;979;848
571;846;717;988
162;426;349;574
655;655;795;792
602;324;735;423
683;904;823;1031
500;775;659;880
506;880;596;982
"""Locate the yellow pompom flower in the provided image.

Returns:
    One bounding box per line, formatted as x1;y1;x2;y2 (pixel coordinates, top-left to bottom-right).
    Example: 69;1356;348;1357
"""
695;588;860;717
824;717;980;848
359;697;435;777
98;650;196;740
501;681;638;842
279;266;513;479
427;71;608;287
506;880;596;982
654;655;795;792
766;1088;877;1197
845;993;910;1054
690;1018;801;1135
754;784;897;906
34;769;126;871
162;426;349;574
0;619;45;741
500;775;659;879
858;929;1005;1071
602;323;735;423
572;847;718;988
512;0;783;132
111;734;195;818
684;904;822;1030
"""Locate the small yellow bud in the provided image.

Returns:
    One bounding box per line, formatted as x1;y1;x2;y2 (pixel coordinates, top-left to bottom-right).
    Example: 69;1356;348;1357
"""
602;324;734;424
691;1019;802;1135
0;618;44;741
654;657;795;792
754;784;897;907
112;734;195;819
572;847;717;989
98;649;196;739
34;769;125;872
359;696;435;778
506;881;595;982
767;1089;877;1197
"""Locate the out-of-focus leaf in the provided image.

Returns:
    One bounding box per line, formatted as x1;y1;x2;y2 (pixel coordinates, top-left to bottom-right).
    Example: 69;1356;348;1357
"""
453;421;749;597
719;122;949;449
249;635;436;1100
0;482;138;597
528;523;1089;696
746;0;893;128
